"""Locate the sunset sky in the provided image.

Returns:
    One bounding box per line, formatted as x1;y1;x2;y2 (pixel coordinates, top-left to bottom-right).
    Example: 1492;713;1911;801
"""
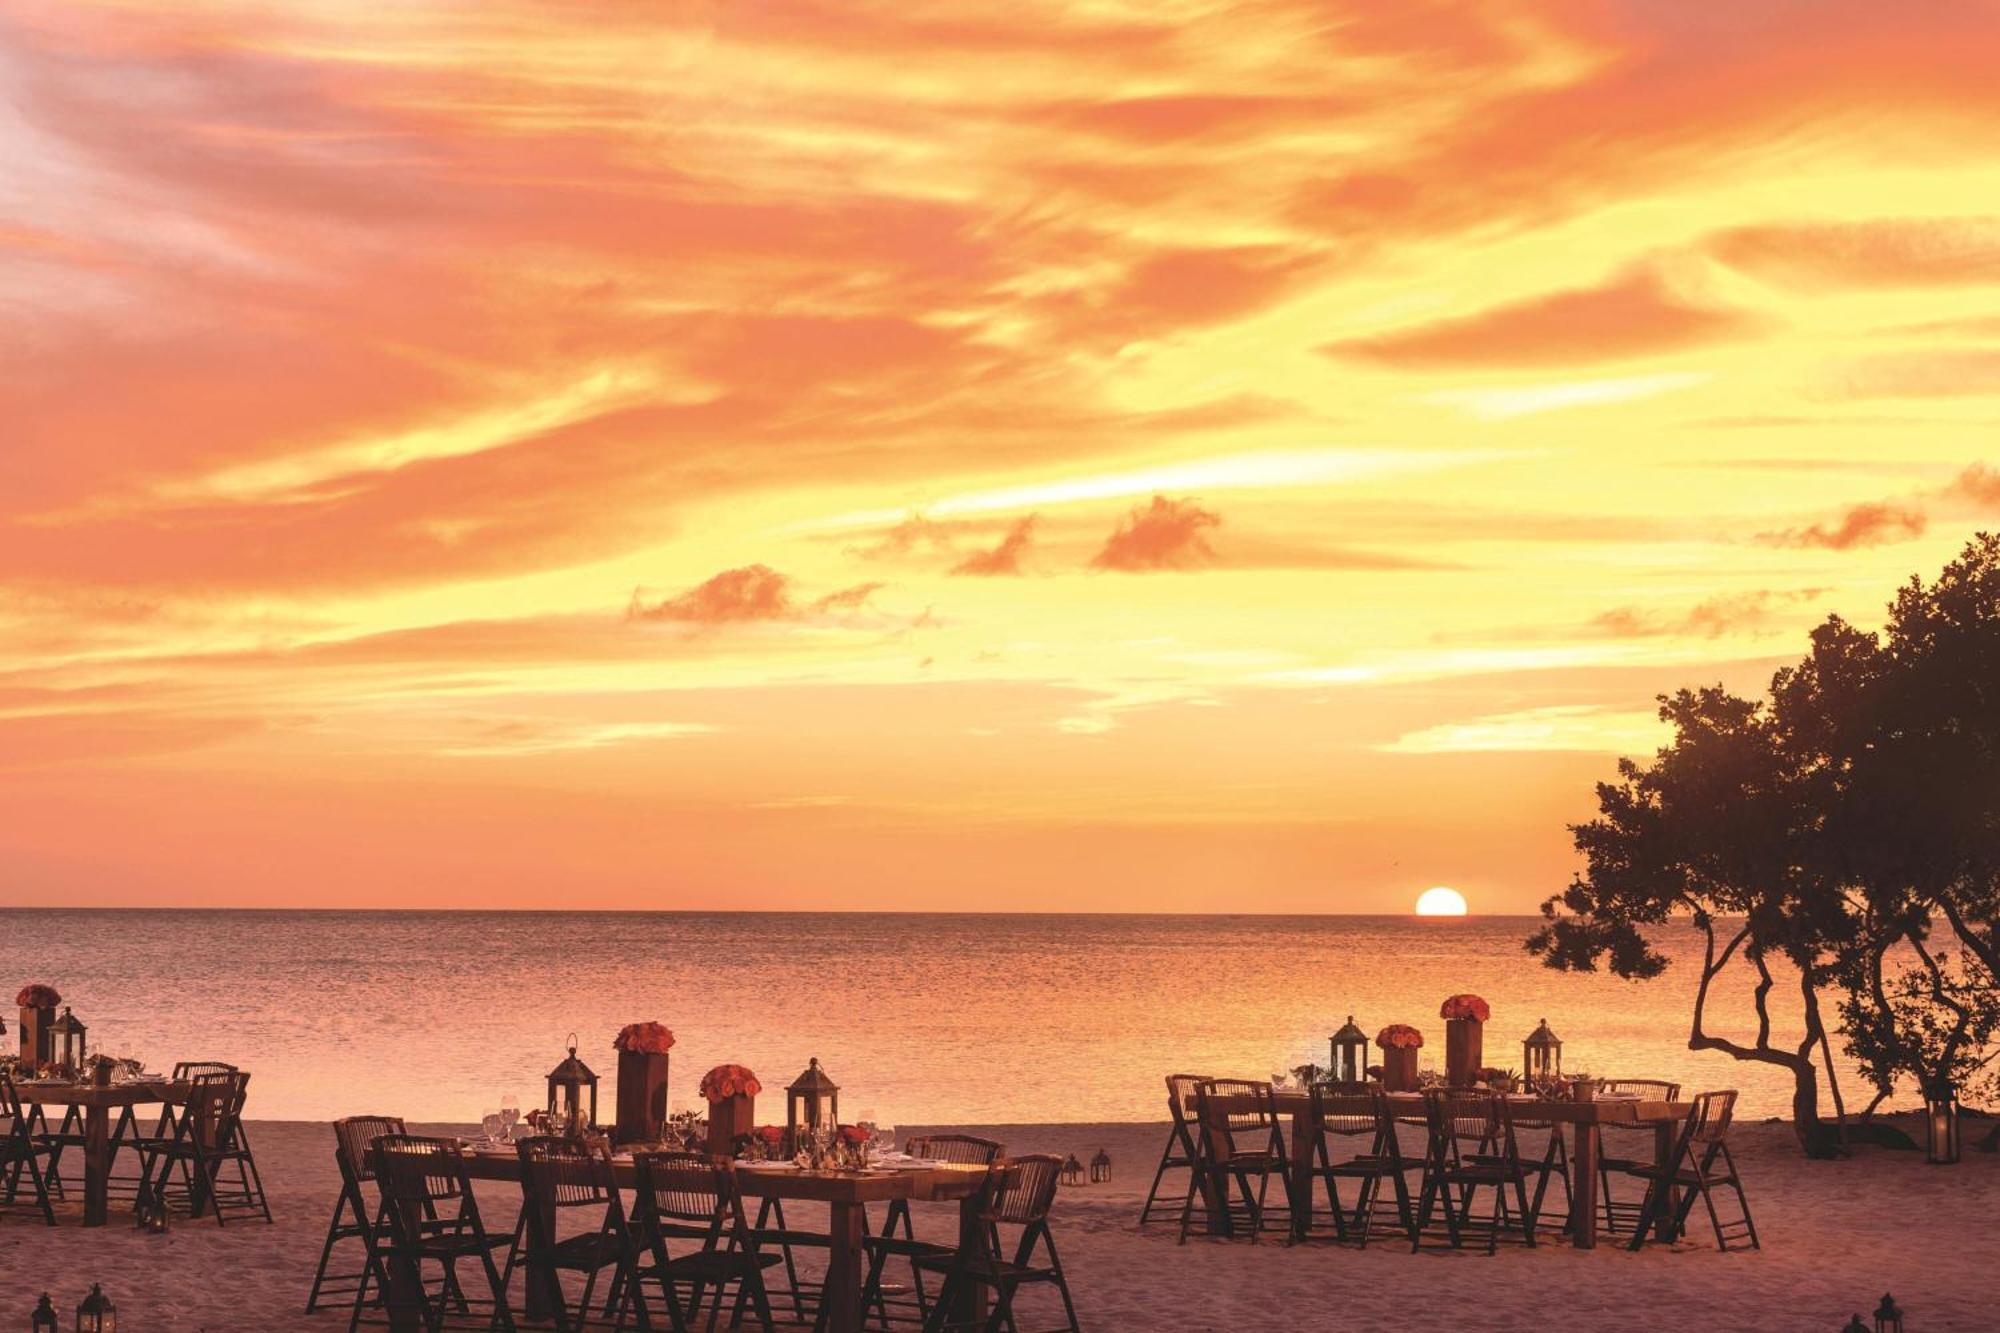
6;0;2000;912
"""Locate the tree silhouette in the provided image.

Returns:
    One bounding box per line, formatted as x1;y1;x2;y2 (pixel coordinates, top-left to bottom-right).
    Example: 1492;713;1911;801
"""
1530;534;2000;1156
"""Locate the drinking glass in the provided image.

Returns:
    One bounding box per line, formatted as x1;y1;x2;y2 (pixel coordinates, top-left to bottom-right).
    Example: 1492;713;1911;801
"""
499;1095;520;1141
482;1113;505;1144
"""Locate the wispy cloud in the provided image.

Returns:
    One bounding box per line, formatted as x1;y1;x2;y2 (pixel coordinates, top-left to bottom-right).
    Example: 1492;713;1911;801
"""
1756;502;1926;550
951;516;1038;576
1422;372;1707;420
1091;496;1220;572
1381;706;1668;755
626;566;884;624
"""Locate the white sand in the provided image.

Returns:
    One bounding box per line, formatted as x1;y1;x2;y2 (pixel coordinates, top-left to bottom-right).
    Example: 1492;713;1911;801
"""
1;1115;1994;1331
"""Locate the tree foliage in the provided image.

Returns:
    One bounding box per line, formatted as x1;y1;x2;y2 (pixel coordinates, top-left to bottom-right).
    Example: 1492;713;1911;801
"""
1530;533;2000;1155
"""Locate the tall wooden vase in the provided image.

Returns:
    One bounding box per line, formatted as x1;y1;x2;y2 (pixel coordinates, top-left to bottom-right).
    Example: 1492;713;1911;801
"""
1445;1017;1483;1087
707;1092;755;1159
1382;1047;1419;1092
18;1004;54;1069
615;1051;670;1147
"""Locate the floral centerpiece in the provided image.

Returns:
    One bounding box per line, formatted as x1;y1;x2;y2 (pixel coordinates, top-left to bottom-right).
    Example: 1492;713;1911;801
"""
612;1022;676;1147
613;1022;676;1055
1438;994;1490;1022
1439;993;1489;1086
699;1064;762;1101
1375;1024;1423;1092
702;1064;763;1157
15;983;60;1069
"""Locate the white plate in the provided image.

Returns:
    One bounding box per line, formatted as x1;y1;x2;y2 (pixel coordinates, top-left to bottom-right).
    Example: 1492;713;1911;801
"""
737;1160;800;1171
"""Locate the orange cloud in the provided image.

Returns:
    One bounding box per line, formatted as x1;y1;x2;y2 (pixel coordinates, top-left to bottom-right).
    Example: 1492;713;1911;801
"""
1707;217;2000;288
1591;589;1829;639
626;566;882;623
1091;496;1220;572
1756;502;1927;550
952;517;1037;577
1948;463;2000;507
1323;268;1757;368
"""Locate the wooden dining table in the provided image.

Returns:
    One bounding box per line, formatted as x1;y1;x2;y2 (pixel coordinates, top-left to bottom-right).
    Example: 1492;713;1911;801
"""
1205;1089;1689;1250
444;1148;1004;1333
13;1078;189;1227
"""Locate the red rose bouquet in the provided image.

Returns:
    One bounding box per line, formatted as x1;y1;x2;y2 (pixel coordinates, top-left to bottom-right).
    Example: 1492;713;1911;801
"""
838;1124;872;1146
699;1064;762;1102
1376;1024;1424;1050
15;984;60;1008
755;1125;786;1146
613;1022;676;1055
1439;994;1490;1022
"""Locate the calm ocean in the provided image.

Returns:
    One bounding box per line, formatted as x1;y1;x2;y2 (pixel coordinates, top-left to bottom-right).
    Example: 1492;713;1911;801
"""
0;910;1851;1124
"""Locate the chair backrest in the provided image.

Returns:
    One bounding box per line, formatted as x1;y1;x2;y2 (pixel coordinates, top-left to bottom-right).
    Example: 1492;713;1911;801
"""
1165;1074;1207;1126
1687;1090;1737;1146
180;1071;244;1147
0;1070;23;1127
632;1151;733;1230
172;1061;238;1082
372;1134;469;1210
1600;1078;1682;1102
908;1133;1004;1165
333;1115;407;1183
992;1154;1063;1227
1424;1088;1501;1152
1307;1084;1375;1138
1199;1079;1276;1136
516;1134;617;1211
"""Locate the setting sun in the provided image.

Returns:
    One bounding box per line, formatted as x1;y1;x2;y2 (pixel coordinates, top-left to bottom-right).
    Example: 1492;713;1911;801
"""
1415;886;1470;917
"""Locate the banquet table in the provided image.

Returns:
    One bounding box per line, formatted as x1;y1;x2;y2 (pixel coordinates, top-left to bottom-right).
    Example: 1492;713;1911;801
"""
12;1078;190;1227
1204;1089;1689;1250
444;1148;1005;1333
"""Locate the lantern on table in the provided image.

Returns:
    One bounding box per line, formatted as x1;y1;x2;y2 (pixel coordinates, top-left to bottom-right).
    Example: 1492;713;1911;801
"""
1874;1293;1904;1333
610;1022;675;1148
1327;1016;1369;1088
31;1294;56;1332
15;983;60;1070
1523;1019;1563;1090
50;1008;86;1076
700;1064;762;1158
74;1285;116;1333
1375;1025;1423;1092
785;1057;839;1152
545;1033;598;1134
1923;1079;1959;1165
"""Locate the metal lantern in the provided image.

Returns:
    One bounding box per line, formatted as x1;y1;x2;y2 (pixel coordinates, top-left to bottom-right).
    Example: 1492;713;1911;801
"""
31;1294;56;1332
1328;1016;1369;1087
1923;1081;1960;1165
1523;1019;1563;1086
1874;1293;1904;1333
1841;1318;1869;1333
74;1285;115;1333
1089;1148;1111;1183
785;1057;839;1145
51;1008;86;1074
544;1033;598;1133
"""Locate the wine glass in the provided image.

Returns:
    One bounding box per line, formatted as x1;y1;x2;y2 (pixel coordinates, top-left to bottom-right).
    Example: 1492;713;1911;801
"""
499;1095;520;1141
481;1113;505;1145
1271;1071;1290;1091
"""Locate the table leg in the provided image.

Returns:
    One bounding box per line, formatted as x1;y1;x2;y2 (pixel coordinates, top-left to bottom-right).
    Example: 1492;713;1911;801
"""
1653;1122;1680;1242
822;1198;867;1333
384;1202;427;1333
1197;1124;1232;1237
1569;1122;1599;1249
526;1197;558;1322
950;1191;992;1329
84;1105;110;1227
1287;1111;1315;1239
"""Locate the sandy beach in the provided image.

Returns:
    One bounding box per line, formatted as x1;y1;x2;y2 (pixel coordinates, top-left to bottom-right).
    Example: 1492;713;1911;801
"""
3;1114;1995;1332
